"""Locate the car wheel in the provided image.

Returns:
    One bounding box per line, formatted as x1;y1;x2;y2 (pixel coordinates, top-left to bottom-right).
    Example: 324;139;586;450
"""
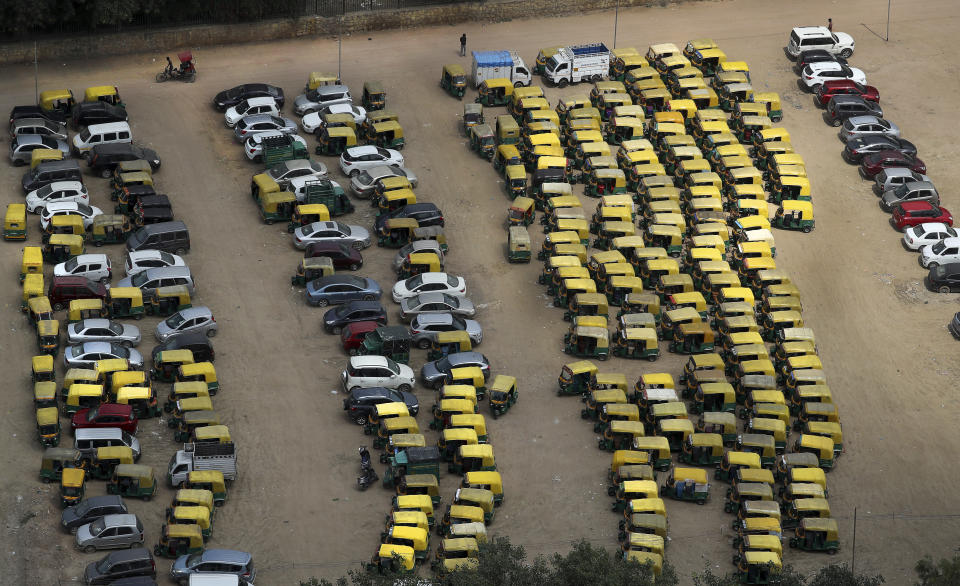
811;84;822;94
557;79;569;88
350;170;359;178
13;159;25;167
417;338;431;349
398;384;412;393
316;298;329;307
100;168;112;179
840;49;853;58
362;294;375;301
175;248;187;255
832;119;842;127
332;326;342;334
83;545;97;554
353;241;364;250
349;263;360;271
939;286;951;294
354;414;367;425
206;329;217;338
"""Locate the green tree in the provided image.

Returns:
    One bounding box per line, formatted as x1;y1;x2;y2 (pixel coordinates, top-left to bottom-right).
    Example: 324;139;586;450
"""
915;552;960;586
694;563;881;586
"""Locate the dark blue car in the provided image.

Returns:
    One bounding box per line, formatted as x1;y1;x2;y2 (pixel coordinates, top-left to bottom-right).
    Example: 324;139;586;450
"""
306;275;381;307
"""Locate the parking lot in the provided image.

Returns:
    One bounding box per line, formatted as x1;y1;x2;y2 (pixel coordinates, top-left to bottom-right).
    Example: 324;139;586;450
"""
2;0;960;582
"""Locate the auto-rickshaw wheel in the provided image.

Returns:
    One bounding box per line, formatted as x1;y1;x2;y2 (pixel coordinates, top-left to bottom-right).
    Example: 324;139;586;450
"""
265;219;274;225
53;302;65;311
598;354;608;361
802;226;812;233
135;314;143;320
828;547;838;555
13;159;25;167
142;494;151;501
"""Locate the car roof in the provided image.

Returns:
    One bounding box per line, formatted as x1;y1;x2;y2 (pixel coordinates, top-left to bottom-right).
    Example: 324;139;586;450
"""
277;159;313;171
44;180;84;191
351;386;396;398
103;513;138;526
159;331;212;349
410;292;450;304
176;306;212;319
350;355;390;368
343;299;382;311
78;494;124;507
394;203;438;214
54;275;98;286
72;253;109;263
240;113;282;124
414;313;455;326
13;117;56;127
315;274;365;287
314;84;350;95
848;115;882;125
198;549;252;563
905;181;935;190
917;222;949;232
78;341;113;352
346;145;380;156
141;266;191;279
900;201;934;211
446;351;485;365
129;249;167;259
105;547;153;563
325;103;355;113
242;96;276;106
831;94;868;105
79;318;113;328
793;26;831;36
307;241;350;252
15;134;49;146
417;272;452;284
807;62;844;72
44;201;81;212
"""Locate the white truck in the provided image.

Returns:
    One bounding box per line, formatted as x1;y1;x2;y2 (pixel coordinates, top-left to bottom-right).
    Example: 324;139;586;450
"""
167;442;238;486
471;50;532;88
544;43;611;87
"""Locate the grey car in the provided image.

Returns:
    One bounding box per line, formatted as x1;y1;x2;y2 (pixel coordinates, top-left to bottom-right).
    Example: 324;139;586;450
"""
399;292;476;321
838;115;900;142
265;159;328;189
420;351;491;389
306;274;381;307
116;266;195;296
293;221;371;250
75;514;144;553
11;117;69;140
392;240;445;271
63;495;128;534
349;165;419;198
409;313;482;349
872;168;931;196
67;319;141;347
9;134;70;166
84;548;156;585
64;342;144;369
293;84;352;116
881;181;940;212
155;306;218;342
233;114;297;142
170;549;256;584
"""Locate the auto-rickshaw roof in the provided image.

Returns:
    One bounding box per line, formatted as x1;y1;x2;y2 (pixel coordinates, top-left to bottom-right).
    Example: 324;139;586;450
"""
659;418;694;434
794;497;831;513
383;416;419;431
172;381;208;395
385;217;419;229
505;165;526;181
744;551;781;568
117;386;153;401
193;425;230;442
36;406;59;426
726;451;762;467
449;504;485;522
97;445;134;460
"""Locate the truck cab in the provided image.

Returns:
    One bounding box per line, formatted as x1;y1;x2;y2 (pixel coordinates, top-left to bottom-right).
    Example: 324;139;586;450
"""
545;43;610;87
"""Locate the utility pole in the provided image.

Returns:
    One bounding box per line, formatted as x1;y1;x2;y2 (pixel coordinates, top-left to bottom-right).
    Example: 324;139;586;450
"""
613;0;620;49
34;41;39;103
337;0;345;83
852;507;858;573
885;0;892;41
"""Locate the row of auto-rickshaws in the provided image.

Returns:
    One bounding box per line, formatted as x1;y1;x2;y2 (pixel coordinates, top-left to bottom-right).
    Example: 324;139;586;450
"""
489;39;833;583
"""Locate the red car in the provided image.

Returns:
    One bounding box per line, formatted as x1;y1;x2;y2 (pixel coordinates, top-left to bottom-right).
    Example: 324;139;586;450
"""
816;80;879;107
859;150;926;179
892;201;953;231
304;242;363;271
339;320;379;355
71;403;138;434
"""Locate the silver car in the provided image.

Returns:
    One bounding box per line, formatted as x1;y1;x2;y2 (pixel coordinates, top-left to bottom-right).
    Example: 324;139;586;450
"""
293;84;352;116
293;221;371;250
349;165;418;198
839;116;900;142
233;114;297;142
11;117;69;140
392;240;445;271
155;306;218;342
399;292;476;321
265;159;328;189
75;514;144;553
873;168;931;196
881;181;940;212
67;319;141;347
409;313;482;349
9;134;70;166
64;342;144;369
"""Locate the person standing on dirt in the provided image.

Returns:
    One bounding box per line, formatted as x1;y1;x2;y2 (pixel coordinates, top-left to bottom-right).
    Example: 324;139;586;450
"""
827;18;833;32
460;33;467;57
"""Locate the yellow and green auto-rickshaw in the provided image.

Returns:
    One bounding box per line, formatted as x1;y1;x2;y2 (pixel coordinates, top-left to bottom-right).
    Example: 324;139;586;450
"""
441;64;467;99
753;92;783;122
84;85;122;106
557;360;599;396
20;246;43;286
679;432;724;466
60;467;86;509
360;80;386;110
36;319;60;356
773;200;815;233
495;114;521;146
316;125;357;156
106;286;145;320
40;447;81;483
475;77;514;107
42;234;84;264
4;203;27;241
154;523;204;560
36;406;60;447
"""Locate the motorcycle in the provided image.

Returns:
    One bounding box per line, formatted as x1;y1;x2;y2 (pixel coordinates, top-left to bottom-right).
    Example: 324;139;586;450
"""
357;446;379;490
156;51;197;83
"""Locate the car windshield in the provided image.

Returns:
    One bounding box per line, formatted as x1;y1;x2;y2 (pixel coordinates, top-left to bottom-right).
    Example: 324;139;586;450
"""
73;500;92;515
95;557;112;572
935;266;947;277
88;517;106;535
63;257;78;271
452;317;466;329
267;165;287;179
385;358;399;373
435;357;451;371
79;128;91;141
185;552;203;566
236;102;250;114
165;313;186;328
357;171;372;184
446;275;459;287
158;251;175;264
931;241;947;255
300;224;318;237
335;223;351;236
86;407;99;420
37;184;53;198
70;345;84;357
912;226;926;237
130;272;150;287
894;184;909;197
107;322;123;335
77;203;92;216
41;136;58;148
442;294;457;306
405;275;423;290
110;343;127;357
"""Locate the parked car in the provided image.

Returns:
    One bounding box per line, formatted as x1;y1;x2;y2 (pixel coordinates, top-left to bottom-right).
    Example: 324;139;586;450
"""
301;103;367;134
892;201;952;231
873;168;931;196
224;97;281;127
860;150;926;179
293;85;352;116
25;181;89;213
349;165;418;198
903;223;955;251
881;181;939;212
170;549;256;584
787;26;855;59
343;386;420;424
927;263;960;293
793;49;845;75
71;403;138;434
815;79;879;107
824;95;882;127
54;254;112;283
233;114;297;141
392;272;466;302
116;266;195;296
75;514;144;553
11;117;69;140
920;237;960;268
124;250;186;277
62;495;128;534
322;300;388;334
293;221;371;250
420;351;491;389
409;313;482;348
243;132;308;162
289;176;345;203
392;240;445;272
374;203;444;232
151;331;214;364
83;548;156;585
67;319;141;347
339;321;380;356
22;159;83;192
48;276;108;311
8;134;70;166
213;83;284;111
39;201;103;230
399;292;476;321
303;242;364;269
949;312;960;338
800;62;866;92
839;116;900;142
155;306;217;342
263;159;328;189
71;101;129;130
341;355;415;393
9;104;69;125
88;144;161;178
843;136;917;164
64;342;144;369
306;275;381;307
338;146;403;177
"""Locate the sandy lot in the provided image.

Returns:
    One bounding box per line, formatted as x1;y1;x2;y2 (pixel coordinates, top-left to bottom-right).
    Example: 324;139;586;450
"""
2;0;960;582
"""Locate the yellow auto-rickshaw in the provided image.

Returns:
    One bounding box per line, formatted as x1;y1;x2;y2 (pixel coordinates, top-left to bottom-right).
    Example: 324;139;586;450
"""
441;64;466;98
4;203;27;241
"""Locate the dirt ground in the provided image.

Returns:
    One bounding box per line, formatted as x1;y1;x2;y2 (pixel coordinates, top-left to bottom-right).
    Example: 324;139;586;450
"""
2;0;960;583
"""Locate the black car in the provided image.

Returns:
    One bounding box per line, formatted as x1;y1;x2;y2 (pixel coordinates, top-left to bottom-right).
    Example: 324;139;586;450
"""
843;135;918;164
322;300;387;334
343;386;419;424
83;548;156;585
213;83;284;111
793;49;845;74
304;241;363;270
927;263;960;293
151;331;214;363
62;495;128;533
88;143;161;178
824;95;883;127
71;101;128;130
9;104;69;125
420;351;491;389
374;203;444;232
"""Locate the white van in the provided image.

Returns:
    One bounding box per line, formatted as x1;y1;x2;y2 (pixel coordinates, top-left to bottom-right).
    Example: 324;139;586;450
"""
74;428;141;460
72;121;132;157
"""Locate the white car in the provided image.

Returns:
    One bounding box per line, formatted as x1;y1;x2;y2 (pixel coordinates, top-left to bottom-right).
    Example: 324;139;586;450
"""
292;221;371;250
25;181;89;213
339;146;404;177
123;250;186;277
787;26;855;58
54;254;112;283
903;223;956;251
920;237;960;268
392;272;467;303
341;355;415;393
39;201;103;230
301;103;367;134
224;97;280;128
289;176;344;203
800;62;866;92
244;132;308;162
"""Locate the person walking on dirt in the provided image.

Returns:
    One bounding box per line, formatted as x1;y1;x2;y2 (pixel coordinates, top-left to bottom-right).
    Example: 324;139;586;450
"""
460;33;467;57
827;18;833;32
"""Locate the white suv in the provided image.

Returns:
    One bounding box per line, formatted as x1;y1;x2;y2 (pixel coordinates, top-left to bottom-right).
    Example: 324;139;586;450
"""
54;254;112;282
921;237;960;268
787;26;855;58
339;146;404;177
341;355;415;393
800;62;866;92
